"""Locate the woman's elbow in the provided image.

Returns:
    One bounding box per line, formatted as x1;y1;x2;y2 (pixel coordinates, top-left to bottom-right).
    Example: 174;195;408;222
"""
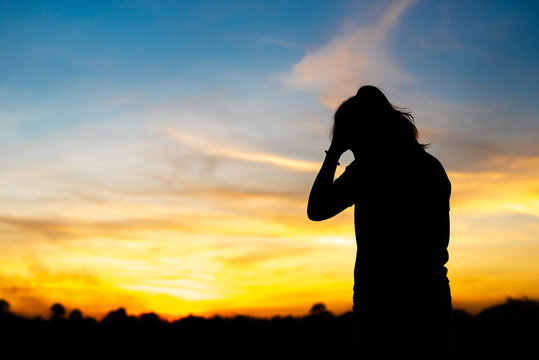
307;206;328;221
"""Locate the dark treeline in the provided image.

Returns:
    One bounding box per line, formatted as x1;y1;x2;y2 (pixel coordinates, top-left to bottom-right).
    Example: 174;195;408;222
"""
1;298;538;356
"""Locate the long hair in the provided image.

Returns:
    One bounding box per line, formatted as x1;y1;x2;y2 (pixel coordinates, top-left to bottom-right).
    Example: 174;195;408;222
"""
332;85;428;150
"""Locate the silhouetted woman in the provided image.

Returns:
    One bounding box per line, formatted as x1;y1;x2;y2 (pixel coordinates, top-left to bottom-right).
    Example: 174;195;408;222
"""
308;86;456;355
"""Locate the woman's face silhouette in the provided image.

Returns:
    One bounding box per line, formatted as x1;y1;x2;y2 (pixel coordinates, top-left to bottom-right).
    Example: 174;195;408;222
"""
332;118;356;153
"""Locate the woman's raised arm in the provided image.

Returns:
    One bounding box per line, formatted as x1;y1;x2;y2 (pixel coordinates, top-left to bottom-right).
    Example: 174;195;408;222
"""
307;148;350;221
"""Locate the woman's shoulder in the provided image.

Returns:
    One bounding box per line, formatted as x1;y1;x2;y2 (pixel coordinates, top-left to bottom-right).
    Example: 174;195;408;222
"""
345;148;446;172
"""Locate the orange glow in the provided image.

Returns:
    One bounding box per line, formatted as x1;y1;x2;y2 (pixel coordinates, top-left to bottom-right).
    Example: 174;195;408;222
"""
1;154;539;319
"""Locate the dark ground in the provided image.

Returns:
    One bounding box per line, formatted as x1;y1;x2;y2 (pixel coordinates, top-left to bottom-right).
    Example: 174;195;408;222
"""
1;298;538;357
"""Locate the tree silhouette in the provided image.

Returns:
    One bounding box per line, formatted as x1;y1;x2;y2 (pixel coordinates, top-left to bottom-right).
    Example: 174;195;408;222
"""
102;307;128;323
0;299;9;314
50;303;66;319
69;309;83;321
309;303;328;315
139;312;162;325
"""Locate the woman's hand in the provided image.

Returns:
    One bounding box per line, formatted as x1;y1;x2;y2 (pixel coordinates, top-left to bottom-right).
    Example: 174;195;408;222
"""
328;130;349;158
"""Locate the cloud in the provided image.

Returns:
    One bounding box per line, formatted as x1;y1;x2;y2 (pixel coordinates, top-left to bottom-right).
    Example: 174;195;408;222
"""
160;125;321;172
284;0;419;108
280;0;539;173
448;156;539;217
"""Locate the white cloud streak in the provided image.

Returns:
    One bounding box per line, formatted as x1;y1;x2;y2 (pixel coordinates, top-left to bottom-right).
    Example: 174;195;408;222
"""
160;125;321;172
284;0;419;109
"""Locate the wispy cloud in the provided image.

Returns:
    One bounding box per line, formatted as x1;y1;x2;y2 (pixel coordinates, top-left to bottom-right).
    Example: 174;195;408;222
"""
160;125;321;172
284;0;419;108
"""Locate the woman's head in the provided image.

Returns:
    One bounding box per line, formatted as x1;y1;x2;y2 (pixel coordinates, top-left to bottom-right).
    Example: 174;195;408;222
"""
332;85;427;152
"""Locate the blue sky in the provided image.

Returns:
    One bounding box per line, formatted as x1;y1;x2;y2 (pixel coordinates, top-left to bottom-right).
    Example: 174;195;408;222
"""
1;0;539;317
3;0;539;144
4;1;539;95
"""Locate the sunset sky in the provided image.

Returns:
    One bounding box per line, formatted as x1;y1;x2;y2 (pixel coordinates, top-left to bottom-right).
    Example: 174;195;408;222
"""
1;0;539;319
